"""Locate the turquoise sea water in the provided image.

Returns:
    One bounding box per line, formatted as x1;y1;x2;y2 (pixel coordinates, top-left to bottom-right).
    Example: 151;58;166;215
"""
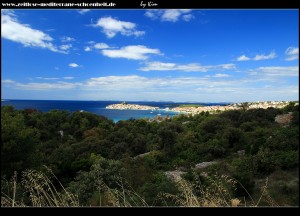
1;100;229;122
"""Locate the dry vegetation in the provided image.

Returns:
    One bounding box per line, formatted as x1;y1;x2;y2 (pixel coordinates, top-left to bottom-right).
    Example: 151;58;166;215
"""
2;167;79;207
1;168;276;207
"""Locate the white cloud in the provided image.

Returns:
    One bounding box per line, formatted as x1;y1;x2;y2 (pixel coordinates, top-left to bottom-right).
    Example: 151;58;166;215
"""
248;66;298;77
84;46;92;52
253;51;276;61
36;77;59;80
94;43;110;49
286;55;299;61
15;81;79;90
161;10;182;22
144;10;159;19
2;79;80;90
93;16;145;38
213;73;231;78
101;45;161;60
236;51;277;61
79;74;297;100
77;9;90;15
140;62;177;71
285;47;299;55
61;36;75;42
85;75;150;89
145;9;193;22
237;55;251;61
139;61;236;72
59;44;72;51
83;75;225;93
285;47;299;61
69;63;80;68
3;71;298;102
182;14;194;22
34;76;75;80
162;9;191;22
221;64;236;70
2;79;15;84
1;10;62;53
84;42;111;52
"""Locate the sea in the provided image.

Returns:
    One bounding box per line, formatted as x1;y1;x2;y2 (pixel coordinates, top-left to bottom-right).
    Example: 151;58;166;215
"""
1;100;229;122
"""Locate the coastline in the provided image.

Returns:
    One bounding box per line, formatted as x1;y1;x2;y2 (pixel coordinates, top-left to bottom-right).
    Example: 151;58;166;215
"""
106;101;296;116
2;100;297;122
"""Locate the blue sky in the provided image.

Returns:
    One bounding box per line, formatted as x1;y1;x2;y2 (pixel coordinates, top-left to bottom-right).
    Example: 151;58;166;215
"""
1;9;299;102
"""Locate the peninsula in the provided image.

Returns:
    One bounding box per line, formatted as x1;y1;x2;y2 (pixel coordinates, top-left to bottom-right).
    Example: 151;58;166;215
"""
105;101;298;115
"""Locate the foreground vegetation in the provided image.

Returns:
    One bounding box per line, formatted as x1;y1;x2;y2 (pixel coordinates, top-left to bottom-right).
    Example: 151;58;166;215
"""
1;102;298;207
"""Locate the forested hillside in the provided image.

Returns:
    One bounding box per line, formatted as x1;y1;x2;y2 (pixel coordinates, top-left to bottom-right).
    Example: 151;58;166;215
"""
1;103;298;207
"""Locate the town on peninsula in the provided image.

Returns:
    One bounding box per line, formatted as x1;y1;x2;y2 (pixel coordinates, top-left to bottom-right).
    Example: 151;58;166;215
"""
106;100;297;115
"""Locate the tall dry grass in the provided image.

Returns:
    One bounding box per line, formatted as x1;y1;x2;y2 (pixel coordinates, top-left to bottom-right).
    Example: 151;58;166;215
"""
1;168;277;207
1;167;79;207
1;167;147;207
158;173;278;207
97;177;149;207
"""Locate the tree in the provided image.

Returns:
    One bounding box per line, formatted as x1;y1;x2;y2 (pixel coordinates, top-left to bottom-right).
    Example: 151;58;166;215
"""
239;102;249;111
158;128;177;155
222;127;245;150
1;107;40;177
283;101;298;112
67;155;125;205
139;172;178;206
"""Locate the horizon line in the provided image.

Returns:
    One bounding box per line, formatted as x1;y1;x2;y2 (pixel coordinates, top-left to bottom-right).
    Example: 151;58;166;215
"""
2;98;298;104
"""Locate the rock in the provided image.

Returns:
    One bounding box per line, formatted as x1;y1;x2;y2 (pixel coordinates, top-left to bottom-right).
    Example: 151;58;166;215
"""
134;152;152;159
237;150;245;156
58;130;64;137
195;161;217;170
275;113;293;125
164;170;186;181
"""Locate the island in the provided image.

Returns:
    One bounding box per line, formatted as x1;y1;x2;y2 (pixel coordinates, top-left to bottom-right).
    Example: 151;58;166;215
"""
106;103;159;110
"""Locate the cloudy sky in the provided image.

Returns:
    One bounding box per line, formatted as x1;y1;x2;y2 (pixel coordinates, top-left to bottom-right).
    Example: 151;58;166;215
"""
1;9;299;102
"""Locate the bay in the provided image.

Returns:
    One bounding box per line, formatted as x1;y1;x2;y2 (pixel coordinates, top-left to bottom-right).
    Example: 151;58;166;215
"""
1;100;229;122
